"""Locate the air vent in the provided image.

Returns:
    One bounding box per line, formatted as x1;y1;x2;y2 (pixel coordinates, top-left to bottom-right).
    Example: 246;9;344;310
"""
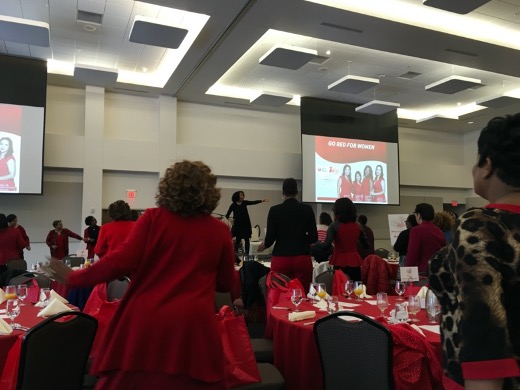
77;10;103;25
398;71;422;80
113;87;149;94
320;22;363;34
445;48;478;57
309;55;330;65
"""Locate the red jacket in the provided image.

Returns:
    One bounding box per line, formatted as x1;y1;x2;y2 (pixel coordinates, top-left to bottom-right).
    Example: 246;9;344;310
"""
361;255;391;295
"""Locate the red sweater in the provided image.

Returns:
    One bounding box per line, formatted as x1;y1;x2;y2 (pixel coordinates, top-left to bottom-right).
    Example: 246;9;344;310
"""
94;220;135;258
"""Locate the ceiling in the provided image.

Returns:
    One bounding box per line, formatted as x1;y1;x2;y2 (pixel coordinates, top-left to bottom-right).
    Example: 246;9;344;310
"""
2;0;520;133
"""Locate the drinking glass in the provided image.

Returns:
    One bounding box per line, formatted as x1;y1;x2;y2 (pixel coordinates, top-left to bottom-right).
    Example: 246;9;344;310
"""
395;281;406;301
17;285;27;306
376;292;389;318
426;292;441;323
291;288;303;312
344;280;354;299
309;282;320;303
408;295;421;322
4;285;17;300
64;259;72;267
326;296;339;314
40;288;51;306
6;299;20;329
353;281;364;301
316;283;327;300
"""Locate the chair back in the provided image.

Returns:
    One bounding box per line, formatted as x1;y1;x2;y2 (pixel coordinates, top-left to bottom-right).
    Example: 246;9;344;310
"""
375;248;390;259
7;259;27;271
9;272;52;289
314;312;394;390
315;270;334;294
106;277;130;302
17;311;98;390
215;292;234;312
62;256;84;267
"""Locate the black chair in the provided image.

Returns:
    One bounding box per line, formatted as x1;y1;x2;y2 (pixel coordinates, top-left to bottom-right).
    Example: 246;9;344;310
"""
232;363;285;390
9;272;52;289
375;248;391;259
315;270;334;295
17;311;98;390
314;312;394;390
106;277;130;302
62;256;84;267
7;259;27;271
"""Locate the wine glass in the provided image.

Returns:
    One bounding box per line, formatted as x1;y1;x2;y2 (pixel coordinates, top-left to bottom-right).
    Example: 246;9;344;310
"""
408;295;421;322
39;288;51;307
426;292;441;323
4;285;17;300
344;280;354;299
376;292;389;318
17;285;27;306
6;299;20;329
309;282;320;303
395;281;406;301
353;281;364;301
291;288;303;312
326;296;339;314
316;283;327;300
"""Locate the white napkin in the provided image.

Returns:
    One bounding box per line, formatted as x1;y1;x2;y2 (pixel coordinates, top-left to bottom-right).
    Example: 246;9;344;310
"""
358;285;372;299
0;317;13;335
417;286;429;298
419;325;441;335
288;311;316;322
313;300;328;311
37;298;73;317
0;289;5;305
411;324;426;337
338;302;360;308
50;289;68;304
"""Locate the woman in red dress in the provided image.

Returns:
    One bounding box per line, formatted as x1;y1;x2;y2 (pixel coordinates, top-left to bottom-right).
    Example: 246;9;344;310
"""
48;160;235;389
337;164;353;199
95;200;135;258
46;220;84;259
372;164;386;203
0;136;16;192
352;171;363;202
361;165;374;202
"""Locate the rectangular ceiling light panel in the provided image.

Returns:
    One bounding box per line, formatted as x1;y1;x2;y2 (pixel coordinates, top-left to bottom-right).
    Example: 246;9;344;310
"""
423;0;491;14
0;15;50;47
476;95;520;109
74;64;118;87
416;114;457;123
250;91;293;106
259;44;317;70
355;100;400;115
328;75;379;94
129;15;189;49
425;75;481;94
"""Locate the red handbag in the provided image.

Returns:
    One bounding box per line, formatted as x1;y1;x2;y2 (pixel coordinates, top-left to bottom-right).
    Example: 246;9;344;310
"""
26;279;40;304
217;306;261;388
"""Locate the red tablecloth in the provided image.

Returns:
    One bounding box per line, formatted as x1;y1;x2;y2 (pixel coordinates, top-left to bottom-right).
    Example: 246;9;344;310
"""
270;296;442;390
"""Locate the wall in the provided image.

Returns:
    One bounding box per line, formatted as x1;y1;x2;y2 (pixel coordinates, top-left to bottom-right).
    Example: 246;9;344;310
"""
1;85;483;265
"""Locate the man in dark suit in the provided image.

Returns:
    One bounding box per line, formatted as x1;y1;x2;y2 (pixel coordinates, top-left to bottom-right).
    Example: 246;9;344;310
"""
406;203;446;274
258;178;318;291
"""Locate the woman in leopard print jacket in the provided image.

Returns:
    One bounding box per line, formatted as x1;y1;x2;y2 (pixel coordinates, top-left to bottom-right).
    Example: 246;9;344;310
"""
429;114;520;390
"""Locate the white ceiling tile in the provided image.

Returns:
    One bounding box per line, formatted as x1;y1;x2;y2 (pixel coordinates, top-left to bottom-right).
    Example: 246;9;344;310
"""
51;49;75;62
0;2;22;17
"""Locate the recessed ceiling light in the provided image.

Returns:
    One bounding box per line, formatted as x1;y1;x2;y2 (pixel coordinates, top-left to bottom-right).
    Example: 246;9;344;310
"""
468;121;474;124
326;50;331;55
142;67;148;72
83;24;96;32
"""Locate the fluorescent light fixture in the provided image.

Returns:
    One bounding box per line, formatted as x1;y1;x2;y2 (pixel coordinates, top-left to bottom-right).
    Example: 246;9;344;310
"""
355;100;400;115
259;44;317;70
422;0;491;15
250;91;293;106
74;64;118;86
425;75;481;94
129;15;188;49
0;15;50;47
47;59;74;76
416;114;457;123
328;75;379;94
476;95;520;108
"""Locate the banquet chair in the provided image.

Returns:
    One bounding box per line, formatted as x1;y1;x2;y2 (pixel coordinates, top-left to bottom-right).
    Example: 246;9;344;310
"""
315;270;334;294
63;255;84;267
7;259;27;271
106;277;130;301
233;363;285;390
9;272;52;289
16;311;97;390
375;248;391;259
314;312;394;390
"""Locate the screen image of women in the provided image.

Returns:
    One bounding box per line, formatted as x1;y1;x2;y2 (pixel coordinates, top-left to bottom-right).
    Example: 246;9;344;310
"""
337;164;353;199
372;164;386;203
352;171;363;202
361;165;373;202
0;136;16;191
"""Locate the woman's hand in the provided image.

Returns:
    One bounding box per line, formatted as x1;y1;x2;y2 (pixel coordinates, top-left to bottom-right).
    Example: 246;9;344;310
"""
46;258;73;284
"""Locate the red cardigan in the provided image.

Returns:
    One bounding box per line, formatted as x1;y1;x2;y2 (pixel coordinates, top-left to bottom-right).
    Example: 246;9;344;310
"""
94;220;135;258
361;255;391;295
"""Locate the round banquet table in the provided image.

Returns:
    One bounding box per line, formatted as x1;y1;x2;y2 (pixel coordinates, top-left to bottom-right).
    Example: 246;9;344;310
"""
270;296;442;390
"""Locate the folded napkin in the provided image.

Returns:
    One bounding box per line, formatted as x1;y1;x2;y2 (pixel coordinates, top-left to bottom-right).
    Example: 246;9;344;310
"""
37;298;73;317
288;311;316;322
0;289;5;305
313;300;328;311
416;286;429;298
358;285;372;299
50;289;69;304
410;324;426;337
0;317;13;335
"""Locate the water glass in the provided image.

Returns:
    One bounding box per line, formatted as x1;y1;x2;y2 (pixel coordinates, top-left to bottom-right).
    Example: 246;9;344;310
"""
326;296;339;314
291;288;303;312
408;295;421;322
6;299;20;328
344;280;354;299
17;285;27;306
395;281;406;300
376;292;389;318
40;288;51;306
426;291;441;323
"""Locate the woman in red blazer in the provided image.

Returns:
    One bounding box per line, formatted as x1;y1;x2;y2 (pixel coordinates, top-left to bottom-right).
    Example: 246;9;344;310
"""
48;160;235;389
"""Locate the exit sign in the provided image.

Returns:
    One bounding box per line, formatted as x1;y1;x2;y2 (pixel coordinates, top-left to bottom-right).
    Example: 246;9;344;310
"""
126;189;137;199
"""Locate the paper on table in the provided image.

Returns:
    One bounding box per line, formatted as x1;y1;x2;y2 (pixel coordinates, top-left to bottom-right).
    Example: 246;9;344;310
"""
0;317;13;335
312;300;328;311
288;311;316;322
419;325;441;334
0;289;6;305
50;289;69;304
37;298;73;317
364;300;378;305
338;302;360;308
